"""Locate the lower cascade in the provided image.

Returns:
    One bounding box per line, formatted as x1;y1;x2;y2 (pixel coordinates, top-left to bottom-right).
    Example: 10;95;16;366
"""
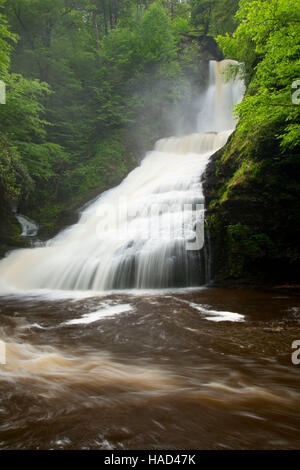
15;214;39;238
0;60;244;292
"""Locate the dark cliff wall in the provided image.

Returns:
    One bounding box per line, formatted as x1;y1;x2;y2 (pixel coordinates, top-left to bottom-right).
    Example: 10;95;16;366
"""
0;205;24;258
203;131;300;286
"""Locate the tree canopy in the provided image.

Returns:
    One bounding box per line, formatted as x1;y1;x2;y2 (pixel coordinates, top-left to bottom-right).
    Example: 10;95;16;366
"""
217;0;300;151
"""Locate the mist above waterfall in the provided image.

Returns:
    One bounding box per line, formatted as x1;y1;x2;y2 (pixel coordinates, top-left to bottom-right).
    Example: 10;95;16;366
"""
0;60;244;293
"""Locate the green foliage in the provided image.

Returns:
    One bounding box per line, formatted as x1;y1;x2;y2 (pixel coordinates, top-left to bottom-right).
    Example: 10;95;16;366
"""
0;72;69;186
0;73;49;141
190;0;214;35
0;0;17;76
99;3;178;78
217;0;300;151
97;3;185;149
227;223;276;277
190;0;239;36
0;134;33;204
68;133;134;197
172;16;190;36
136;3;177;64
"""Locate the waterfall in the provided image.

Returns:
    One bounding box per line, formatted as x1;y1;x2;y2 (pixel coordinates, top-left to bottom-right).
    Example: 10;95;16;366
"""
0;60;244;292
15;214;39;238
197;60;244;133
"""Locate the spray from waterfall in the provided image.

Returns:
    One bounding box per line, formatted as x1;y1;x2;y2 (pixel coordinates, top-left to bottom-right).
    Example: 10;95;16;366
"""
0;60;244;292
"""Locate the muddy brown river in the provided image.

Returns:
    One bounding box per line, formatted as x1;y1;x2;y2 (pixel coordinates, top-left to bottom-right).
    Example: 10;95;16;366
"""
0;287;300;449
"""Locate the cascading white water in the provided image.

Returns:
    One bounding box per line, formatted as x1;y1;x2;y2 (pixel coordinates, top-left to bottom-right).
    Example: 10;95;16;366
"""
0;60;244;292
197;60;244;133
15;214;39;237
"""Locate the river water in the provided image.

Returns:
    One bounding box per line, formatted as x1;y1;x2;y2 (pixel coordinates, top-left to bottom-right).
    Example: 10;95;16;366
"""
0;287;300;449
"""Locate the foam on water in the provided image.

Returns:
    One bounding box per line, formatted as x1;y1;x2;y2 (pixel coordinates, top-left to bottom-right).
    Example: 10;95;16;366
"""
64;304;134;325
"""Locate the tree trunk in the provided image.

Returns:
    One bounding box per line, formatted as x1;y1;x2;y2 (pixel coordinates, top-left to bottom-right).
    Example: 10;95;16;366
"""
92;11;100;49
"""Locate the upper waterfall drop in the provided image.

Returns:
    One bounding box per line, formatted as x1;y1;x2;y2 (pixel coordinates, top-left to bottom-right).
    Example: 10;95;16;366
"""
0;60;244;292
197;60;245;133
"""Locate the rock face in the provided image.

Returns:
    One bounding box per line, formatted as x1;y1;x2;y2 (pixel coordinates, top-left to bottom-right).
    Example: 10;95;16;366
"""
0;207;25;258
202;131;300;286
